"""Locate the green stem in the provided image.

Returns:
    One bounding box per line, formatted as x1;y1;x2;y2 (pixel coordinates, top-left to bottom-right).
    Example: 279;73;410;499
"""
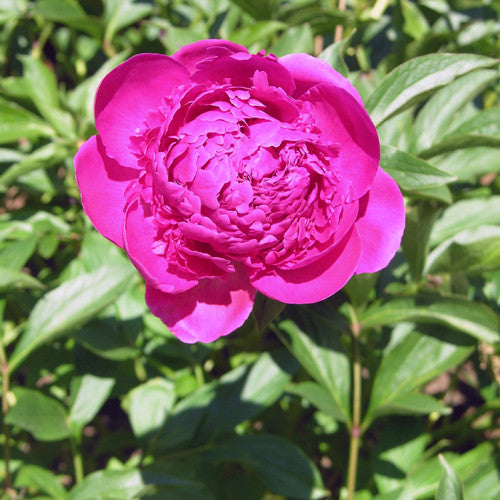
346;308;362;500
0;336;12;495
70;438;84;484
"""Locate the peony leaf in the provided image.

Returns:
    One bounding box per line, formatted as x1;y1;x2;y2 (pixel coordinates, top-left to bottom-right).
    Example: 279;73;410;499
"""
430;197;500;246
14;465;67;500
380;145;456;191
5;387;71;441
436;455;465;500
364;325;472;426
0;98;54;144
205;434;327;499
9;263;136;373
366;54;497;126
360;296;499;343
278;311;351;423
408;69;497;155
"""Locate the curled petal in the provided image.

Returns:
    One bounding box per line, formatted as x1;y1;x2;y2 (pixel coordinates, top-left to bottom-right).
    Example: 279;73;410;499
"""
145;271;256;343
302;83;380;200
124;199;198;294
95;54;190;168
355;168;405;274
74;135;137;248
279;53;364;105
251;228;362;303
172;39;249;72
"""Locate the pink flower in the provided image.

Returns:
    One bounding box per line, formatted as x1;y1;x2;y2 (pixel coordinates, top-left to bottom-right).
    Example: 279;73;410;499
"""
74;40;405;343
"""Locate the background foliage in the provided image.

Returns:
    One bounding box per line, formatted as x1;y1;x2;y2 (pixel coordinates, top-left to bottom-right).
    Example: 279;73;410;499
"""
1;0;499;499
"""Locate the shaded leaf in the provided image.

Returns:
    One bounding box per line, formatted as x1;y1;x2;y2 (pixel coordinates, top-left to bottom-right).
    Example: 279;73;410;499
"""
278;312;351;423
69;375;116;433
5;387;70;441
9;264;136;372
206;434;327;500
14;464;66;500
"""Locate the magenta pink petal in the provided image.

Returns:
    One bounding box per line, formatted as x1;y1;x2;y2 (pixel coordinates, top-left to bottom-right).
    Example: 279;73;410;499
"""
95;54;190;168
302;83;379;200
355;168;405;274
279;53;364;105
145;271;256;343
124;199;198;294
74;135;138;248
172;39;249;72
250;228;362;303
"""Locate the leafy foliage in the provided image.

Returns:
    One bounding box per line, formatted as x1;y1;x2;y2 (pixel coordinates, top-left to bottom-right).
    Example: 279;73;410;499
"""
0;1;499;499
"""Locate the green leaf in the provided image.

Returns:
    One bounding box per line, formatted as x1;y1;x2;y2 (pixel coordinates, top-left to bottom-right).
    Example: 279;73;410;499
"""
14;464;67;500
20;56;76;139
380;145;456;191
400;442;495;499
5;387;71;441
435;147;500;183
409;69;497;154
436;455;464;500
372;418;427;494
270;24;314;57
157;350;295;450
288;381;347;421
195;350;295;441
207;434;327;499
0;143;69;187
366;53;497;126
402;203;437;282
227;0;273;20
32;0;101;37
365;325;472;424
103;0;154;43
126;378;175;439
278;312;351;423
430;197;500;246
360;296;499;343
374;392;450;418
318;31;356;77
9;263;136;373
401;0;430;40
0;266;44;291
69;374;115;434
0;98;54;144
420;107;500;158
252;293;285;333
426;226;500;275
229;21;287;47
66;469;144;500
0;235;37;271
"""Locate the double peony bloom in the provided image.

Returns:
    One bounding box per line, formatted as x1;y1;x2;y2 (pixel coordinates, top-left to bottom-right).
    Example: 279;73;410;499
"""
74;40;405;343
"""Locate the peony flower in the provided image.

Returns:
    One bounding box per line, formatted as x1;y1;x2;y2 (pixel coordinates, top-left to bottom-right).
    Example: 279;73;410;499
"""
74;40;405;343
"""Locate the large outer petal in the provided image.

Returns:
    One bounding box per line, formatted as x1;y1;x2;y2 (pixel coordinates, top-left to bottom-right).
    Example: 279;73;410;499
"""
250;228;362;303
172;39;248;72
302;83;380;200
95;54;190;168
355;168;405;274
145;272;256;343
279;53;364;105
124;199;198;294
74;135;138;248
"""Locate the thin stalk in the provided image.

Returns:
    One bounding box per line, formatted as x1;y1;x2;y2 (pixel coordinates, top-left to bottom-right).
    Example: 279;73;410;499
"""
0;339;12;495
70;437;84;484
346;308;362;500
